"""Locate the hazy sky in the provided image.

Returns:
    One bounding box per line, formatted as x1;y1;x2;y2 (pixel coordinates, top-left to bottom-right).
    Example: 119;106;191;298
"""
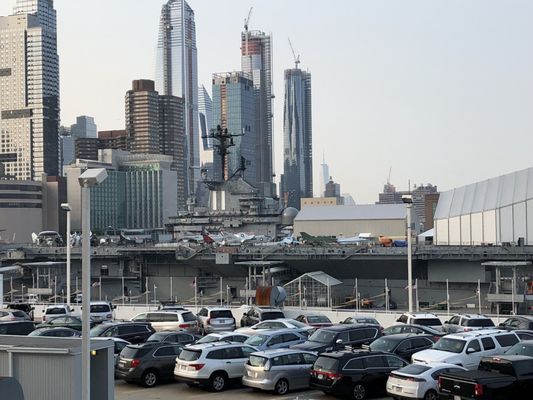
2;0;533;203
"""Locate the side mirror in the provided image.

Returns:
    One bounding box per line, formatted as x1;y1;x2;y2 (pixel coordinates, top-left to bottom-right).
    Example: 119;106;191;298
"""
498;323;504;327
113;305;117;310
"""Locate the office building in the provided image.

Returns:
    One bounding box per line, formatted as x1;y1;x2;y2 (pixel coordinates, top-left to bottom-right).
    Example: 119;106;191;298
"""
70;115;97;138
198;84;213;164
212;72;256;184
319;152;330;197
60;126;74;168
74;137;98;160
98;130;128;151
281;67;312;209
241;28;274;196
155;0;199;203
125;80;160;154
0;0;60;180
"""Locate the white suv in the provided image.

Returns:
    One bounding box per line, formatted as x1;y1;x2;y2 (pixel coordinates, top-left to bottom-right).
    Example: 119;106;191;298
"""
131;310;198;333
196;307;236;335
412;330;520;370
42;304;73;322
89;301;115;323
443;314;495;333
397;313;444;331
174;342;257;391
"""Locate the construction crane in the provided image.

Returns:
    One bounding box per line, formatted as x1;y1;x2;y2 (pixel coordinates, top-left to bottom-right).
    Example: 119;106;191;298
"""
288;37;300;69
244;7;253;32
243;7;253;63
387;166;392;184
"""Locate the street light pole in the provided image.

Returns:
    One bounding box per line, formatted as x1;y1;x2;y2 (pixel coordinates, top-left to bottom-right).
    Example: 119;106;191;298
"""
61;204;72;307
403;195;414;313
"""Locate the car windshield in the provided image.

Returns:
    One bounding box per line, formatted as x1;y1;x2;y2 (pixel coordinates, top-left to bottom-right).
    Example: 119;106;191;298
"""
245;335;269;346
182;312;197;322
433;338;466;353
396;364;431;375
90;325;110;337
413;318;442;326
466;319;495;327
262;312;284;320
505;343;533;357
314;356;339;373
353;318;378;324
307;315;331;324
308;329;336;344
90;305;111;313
196;335;219;344
179;349;201;361
249;355;268;367
370;337;398;353
210;310;233;319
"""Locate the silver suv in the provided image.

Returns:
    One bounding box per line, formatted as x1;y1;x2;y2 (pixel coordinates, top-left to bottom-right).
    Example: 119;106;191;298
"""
131;310;198;333
444;314;495;333
196;307;235;335
174;342;257;391
396;313;443;331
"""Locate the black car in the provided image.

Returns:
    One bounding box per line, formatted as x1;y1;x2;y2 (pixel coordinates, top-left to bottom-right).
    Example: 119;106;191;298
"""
310;350;408;400
498;316;533;331
29;327;81;337
0;321;35;335
292;324;381;353
146;331;199;345
90;322;155;343
367;333;435;361
6;303;35;321
115;342;183;387
383;323;445;340
240;307;285;327
37;315;96;331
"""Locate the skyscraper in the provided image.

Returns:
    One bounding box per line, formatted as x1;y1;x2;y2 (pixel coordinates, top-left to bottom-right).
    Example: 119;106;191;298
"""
319;152;330;197
125;80;160;154
281;67;313;209
155;0;199;204
212;72;256;184
70;115;97;139
241;28;274;197
0;0;60;180
198;84;213;164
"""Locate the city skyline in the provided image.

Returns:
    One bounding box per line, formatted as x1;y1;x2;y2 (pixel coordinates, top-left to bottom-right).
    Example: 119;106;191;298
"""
1;0;533;203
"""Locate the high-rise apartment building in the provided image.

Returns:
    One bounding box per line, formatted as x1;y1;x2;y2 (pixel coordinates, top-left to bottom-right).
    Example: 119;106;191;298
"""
241;28;274;197
155;0;199;204
98;130;128;151
0;0;60;180
198;84;213;164
281;67;312;209
212;72;256;184
125;80;160;154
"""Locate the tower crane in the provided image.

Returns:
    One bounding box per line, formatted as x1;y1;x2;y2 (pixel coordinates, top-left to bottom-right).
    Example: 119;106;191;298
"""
288;38;300;69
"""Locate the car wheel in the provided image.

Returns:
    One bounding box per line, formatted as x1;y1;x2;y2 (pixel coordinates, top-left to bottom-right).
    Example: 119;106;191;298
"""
274;378;289;395
209;372;227;392
352;383;366;400
424;389;438;400
141;370;158;388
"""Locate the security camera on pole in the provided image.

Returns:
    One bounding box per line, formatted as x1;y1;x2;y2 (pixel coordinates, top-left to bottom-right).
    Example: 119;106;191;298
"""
402;194;413;313
78;168;107;400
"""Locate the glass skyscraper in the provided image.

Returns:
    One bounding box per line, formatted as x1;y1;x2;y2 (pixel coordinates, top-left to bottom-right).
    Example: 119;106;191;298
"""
198;84;213;164
0;0;60;180
281;67;313;209
155;0;199;204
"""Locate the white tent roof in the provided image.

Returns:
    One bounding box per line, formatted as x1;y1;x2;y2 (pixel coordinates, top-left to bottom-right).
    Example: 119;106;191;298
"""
284;271;342;287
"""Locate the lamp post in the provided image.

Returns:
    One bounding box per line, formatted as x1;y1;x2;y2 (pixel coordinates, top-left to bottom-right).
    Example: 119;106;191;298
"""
402;195;414;313
61;203;72;306
78;168;107;400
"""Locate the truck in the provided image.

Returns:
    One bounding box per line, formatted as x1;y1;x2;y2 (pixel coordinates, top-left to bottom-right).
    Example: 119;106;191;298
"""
437;355;533;399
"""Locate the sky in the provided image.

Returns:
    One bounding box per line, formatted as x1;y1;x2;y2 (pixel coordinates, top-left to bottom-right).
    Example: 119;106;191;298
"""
1;0;533;204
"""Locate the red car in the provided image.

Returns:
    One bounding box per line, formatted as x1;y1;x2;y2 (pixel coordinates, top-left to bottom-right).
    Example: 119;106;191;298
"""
295;314;333;328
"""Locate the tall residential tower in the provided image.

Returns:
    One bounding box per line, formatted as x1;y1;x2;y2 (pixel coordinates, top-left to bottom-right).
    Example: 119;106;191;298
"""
0;0;60;180
155;0;199;205
281;66;313;209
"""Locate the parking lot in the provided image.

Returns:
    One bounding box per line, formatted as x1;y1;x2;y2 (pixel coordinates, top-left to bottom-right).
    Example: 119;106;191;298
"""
115;381;392;400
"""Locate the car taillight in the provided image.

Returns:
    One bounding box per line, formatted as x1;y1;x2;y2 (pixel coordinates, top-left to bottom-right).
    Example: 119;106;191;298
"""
178;324;188;328
312;370;343;381
206;318;211;325
190;363;205;371
433;336;441;342
131;359;140;368
474;383;484;396
463;328;472;332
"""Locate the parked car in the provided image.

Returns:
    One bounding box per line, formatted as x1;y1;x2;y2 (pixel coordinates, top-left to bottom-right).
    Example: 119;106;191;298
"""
116;342;183;387
438;355;533;399
196;332;250;344
146;331;199;346
292;324;381;353
340;316;381;326
242;349;318;395
310;350;408;399
5;303;34;320
29;327;81;337
383;324;445;341
89;301;115;323
196;307;235;335
131;311;198;333
396;313;444;332
386;362;467;400
37;315;96;331
244;329;308;351
93;337;130;365
240;307;285;327
412;330;520;370
504;340;533;357
0;321;35;335
294;313;333;328
498;316;533;331
90;322;155;343
0;309;31;322
367;334;435;361
444;314;495;333
236;318;313;336
514;330;533;341
174;342;257;391
42;304;73;322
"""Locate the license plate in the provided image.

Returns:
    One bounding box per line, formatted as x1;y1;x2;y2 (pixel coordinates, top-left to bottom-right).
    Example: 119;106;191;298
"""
181;364;187;370
395;386;402;392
